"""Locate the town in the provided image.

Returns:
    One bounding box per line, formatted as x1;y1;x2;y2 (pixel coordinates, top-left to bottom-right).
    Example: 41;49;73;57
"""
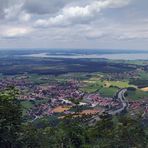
0;73;147;122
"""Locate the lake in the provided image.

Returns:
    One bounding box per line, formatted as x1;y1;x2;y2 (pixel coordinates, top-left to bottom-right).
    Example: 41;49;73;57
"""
24;53;148;60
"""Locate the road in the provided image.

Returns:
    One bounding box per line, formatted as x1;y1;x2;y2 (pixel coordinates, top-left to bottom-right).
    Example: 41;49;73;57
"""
109;88;129;115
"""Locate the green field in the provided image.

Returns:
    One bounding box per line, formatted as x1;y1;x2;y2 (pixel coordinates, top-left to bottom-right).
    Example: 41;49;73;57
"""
139;71;148;80
126;89;148;100
81;79;103;93
104;80;136;88
81;84;102;93
98;87;118;97
81;74;135;97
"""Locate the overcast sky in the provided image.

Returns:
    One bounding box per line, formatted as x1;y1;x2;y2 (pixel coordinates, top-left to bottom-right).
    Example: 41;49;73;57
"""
0;0;148;50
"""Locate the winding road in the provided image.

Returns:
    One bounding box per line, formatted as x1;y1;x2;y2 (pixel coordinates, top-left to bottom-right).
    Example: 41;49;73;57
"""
109;88;129;115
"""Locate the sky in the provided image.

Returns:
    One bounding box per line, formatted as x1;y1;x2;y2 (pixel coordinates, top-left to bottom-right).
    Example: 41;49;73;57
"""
0;0;148;50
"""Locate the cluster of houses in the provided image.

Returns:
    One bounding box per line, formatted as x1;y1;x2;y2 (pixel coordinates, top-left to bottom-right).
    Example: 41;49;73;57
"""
0;76;31;90
19;80;84;100
24;80;85;118
27;91;124;120
84;93;122;110
28;104;50;119
129;101;143;110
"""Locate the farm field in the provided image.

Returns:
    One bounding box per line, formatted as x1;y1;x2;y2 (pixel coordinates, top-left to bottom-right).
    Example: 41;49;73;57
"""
126;89;148;100
141;87;148;92
81;74;137;97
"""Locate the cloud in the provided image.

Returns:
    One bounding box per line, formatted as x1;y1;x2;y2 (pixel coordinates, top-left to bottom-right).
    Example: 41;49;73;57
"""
3;1;31;22
19;11;31;22
23;0;91;15
0;0;9;18
35;0;130;27
4;3;22;20
23;0;66;15
0;0;148;50
117;31;148;40
1;26;32;38
104;22;148;40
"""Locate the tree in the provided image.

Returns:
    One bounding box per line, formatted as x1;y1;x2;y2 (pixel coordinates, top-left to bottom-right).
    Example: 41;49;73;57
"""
0;88;22;148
